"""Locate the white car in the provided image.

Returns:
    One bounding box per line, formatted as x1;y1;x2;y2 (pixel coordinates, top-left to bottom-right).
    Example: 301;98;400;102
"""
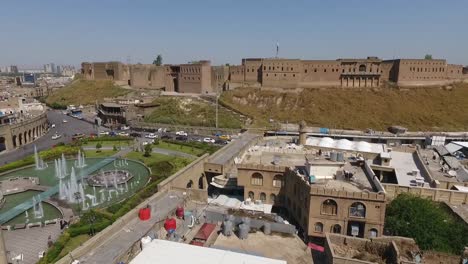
62;119;68;123
51;124;56;128
121;125;130;130
203;137;215;143
146;133;158;139
99;131;109;135
52;133;62;140
118;132;129;137
175;131;188;136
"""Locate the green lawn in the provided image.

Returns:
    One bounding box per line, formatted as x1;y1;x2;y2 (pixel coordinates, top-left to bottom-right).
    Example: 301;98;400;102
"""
155;141;204;156
84;150;118;158
124;151;189;164
57;234;90;259
82;140;133;148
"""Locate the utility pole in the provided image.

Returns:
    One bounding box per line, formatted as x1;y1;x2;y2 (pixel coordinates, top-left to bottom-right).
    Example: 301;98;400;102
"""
215;93;219;129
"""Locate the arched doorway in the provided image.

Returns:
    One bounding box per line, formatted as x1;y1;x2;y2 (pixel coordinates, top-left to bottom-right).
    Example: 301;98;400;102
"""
0;137;6;152
18;134;23;146
332;224;341;234
198;174;205;189
12;135;17;148
186;180;193;189
23;131;28;144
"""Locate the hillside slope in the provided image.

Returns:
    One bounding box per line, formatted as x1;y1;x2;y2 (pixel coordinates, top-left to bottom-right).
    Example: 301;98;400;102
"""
46;80;130;106
144;97;243;128
221;83;468;131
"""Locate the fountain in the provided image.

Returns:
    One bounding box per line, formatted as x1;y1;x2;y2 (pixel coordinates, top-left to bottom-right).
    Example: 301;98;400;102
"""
32;196;44;219
79;183;88;210
75;150;87;168
34;145;48;170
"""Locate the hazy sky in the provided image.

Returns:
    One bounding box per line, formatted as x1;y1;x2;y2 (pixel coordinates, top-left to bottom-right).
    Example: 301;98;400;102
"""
1;0;467;68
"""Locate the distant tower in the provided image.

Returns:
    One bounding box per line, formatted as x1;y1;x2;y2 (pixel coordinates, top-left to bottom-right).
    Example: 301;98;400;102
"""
275;42;279;58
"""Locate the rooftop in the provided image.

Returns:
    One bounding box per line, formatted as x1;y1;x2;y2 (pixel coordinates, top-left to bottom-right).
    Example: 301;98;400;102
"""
389;151;430;187
130;239;287;264
213;232;311;264
239;138;378;192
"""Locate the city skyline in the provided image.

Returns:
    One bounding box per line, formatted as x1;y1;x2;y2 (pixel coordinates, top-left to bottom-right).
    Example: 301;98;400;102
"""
1;0;468;67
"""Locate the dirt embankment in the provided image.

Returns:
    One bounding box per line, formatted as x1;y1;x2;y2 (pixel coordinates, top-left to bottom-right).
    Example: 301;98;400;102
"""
221;83;468;131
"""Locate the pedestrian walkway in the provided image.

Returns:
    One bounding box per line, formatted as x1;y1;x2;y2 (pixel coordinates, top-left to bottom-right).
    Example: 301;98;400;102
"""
71;191;184;263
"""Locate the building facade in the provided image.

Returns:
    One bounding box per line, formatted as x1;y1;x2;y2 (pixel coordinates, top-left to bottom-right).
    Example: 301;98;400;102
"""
82;56;467;93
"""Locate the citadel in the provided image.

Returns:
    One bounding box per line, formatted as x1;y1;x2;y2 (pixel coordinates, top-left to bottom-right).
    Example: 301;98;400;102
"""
82;56;468;93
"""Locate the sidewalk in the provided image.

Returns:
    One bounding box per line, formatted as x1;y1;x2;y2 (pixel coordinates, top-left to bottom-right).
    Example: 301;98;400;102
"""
69;191;184;263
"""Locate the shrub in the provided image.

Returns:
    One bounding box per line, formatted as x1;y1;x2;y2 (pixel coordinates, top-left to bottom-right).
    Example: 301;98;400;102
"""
385;193;468;254
39;231;71;263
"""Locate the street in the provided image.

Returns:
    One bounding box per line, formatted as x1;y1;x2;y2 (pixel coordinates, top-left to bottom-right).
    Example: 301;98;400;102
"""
0;110;101;165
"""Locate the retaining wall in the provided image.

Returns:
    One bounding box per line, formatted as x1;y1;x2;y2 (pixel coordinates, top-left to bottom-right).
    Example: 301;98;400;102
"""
383;183;468;205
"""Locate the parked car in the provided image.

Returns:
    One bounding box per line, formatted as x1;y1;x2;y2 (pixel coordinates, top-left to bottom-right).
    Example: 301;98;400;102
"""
118;132;129;137
99;131;109;136
218;135;230;140
72;133;85;140
121;125;130;131
62;119;68;123
176;135;188;141
215;139;228;145
52;133;62;140
203;137;215;143
51;124;56;128
130;132;141;137
161;134;172;140
109;131;117;136
146;133;158;139
175;131;188;136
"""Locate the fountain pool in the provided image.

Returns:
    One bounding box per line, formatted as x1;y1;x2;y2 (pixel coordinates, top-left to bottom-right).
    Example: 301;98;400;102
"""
0;158;151;224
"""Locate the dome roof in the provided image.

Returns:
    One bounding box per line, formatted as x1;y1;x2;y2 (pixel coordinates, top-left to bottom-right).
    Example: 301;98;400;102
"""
356;141;372;152
318;137;334;148
336;139;353;150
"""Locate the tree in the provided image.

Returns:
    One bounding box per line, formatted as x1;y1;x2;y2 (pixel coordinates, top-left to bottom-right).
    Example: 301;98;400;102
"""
96;142;102;153
424;54;433;60
143;144;152;157
153;55;163;66
385;193;468;254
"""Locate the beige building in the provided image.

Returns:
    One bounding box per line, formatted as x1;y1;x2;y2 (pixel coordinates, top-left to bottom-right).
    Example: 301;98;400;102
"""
82;56;467;93
232;138;387;241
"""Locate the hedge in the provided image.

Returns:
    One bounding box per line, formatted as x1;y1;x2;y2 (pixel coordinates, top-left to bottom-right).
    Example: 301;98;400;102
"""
0;145;79;174
162;139;220;155
39;231;71;263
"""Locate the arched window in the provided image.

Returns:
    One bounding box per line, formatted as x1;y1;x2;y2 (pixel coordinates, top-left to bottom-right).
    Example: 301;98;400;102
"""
314;222;323;232
321;199;338;215
270;193;276;203
349;202;366;218
273;174;283;188
359;64;366;72
260;192;266;202
248;191;254;200
251;173;263;186
332;224;341;234
369;228;378;238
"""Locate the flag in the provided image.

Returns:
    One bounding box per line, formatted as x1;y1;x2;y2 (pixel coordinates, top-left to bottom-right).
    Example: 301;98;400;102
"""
276;42;279;57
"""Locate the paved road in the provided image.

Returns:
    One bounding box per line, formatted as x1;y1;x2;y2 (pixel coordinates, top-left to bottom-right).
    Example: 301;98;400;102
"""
0;110;104;165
